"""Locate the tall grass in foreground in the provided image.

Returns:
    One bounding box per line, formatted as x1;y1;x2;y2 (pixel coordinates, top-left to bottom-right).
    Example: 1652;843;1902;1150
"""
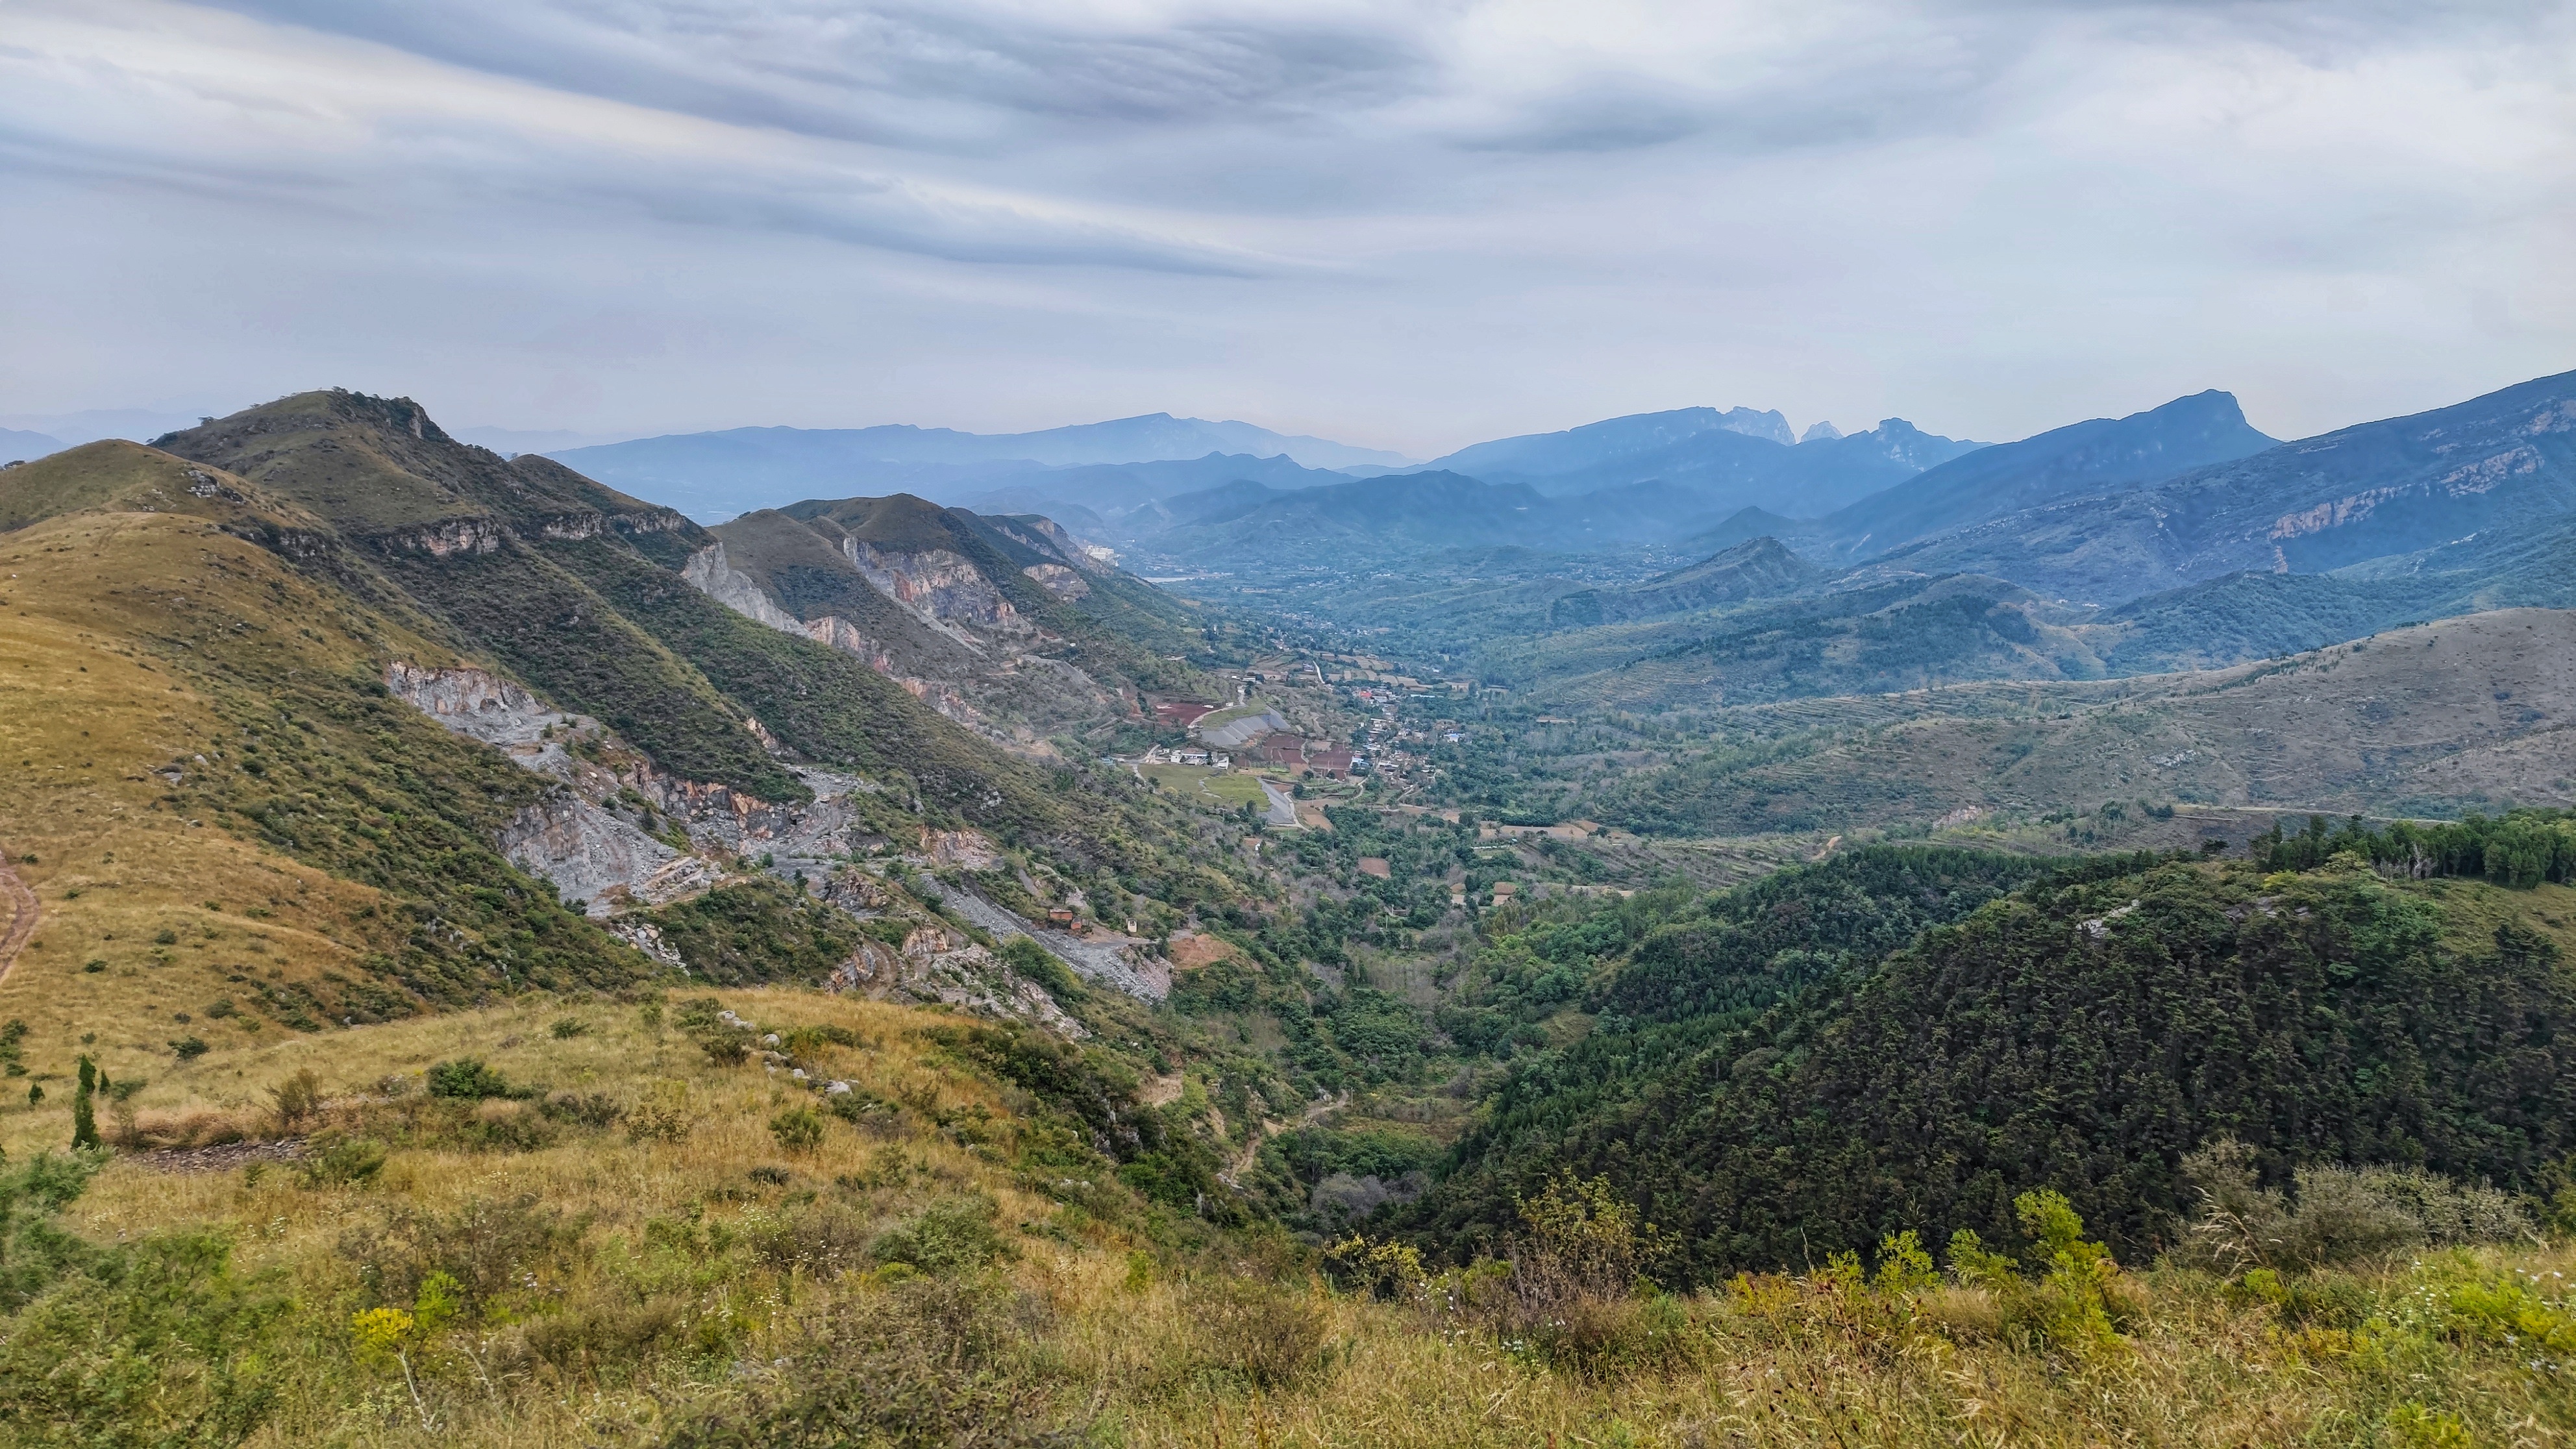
3;988;2571;1447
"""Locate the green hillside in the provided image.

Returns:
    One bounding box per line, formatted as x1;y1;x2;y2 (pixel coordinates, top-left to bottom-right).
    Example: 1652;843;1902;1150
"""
1404;842;2576;1279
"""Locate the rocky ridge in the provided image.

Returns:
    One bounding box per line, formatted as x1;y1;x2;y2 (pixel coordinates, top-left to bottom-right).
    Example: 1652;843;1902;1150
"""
384;660;1170;1020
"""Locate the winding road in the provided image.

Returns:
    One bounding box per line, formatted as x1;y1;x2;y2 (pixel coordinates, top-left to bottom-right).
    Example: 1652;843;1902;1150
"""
0;841;35;985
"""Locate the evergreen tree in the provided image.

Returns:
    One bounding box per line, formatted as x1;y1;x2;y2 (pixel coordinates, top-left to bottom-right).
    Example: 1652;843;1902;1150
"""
71;1054;97;1151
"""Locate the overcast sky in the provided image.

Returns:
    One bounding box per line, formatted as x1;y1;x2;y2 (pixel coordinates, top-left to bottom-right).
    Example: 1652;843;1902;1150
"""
3;0;2570;455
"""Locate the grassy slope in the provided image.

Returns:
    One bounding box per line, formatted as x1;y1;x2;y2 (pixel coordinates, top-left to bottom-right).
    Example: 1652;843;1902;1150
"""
7;985;2574;1446
0;487;652;1091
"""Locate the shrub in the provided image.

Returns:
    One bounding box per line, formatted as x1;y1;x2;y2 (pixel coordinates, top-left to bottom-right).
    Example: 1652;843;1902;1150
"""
460;1104;557;1153
770;1105;827;1155
675;997;754;1066
425;1058;512;1100
627;1080;693;1143
338;1194;573;1319
549;1017;589;1040
999;936;1085;1002
871;1196;1011;1276
539;1091;623;1129
1941;1189;2131;1354
297;1131;388;1187
169;1035;209;1061
656;1276;1068;1449
1187;1276;1333;1390
0;1226;287;1448
2179;1139;2531;1273
523;1294;686;1372
267;1068;321;1133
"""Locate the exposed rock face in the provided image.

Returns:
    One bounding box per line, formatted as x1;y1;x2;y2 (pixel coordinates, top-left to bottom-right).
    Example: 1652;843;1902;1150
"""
843;539;1021;629
497;794;719;913
386;661;881;912
383;519;504;557
386;660;1102;1031
682;542;808;634
822;920;1086;1036
908;874;1172;1002
918;827;1003;870
1021;563;1090;600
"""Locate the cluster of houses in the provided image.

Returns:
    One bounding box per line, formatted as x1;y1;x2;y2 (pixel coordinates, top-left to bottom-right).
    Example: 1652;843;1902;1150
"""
1137;744;1231;768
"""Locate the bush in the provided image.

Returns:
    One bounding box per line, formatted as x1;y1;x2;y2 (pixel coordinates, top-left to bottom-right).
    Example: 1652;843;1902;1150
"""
998;936;1084;1002
0;1150;287;1448
2179;1139;2531;1273
656;1276;1069;1449
169;1036;209;1061
1187;1277;1333;1390
523;1294;687;1372
297;1131;387;1187
675;997;754;1066
540;1091;623;1129
0;1229;287;1448
338;1194;573;1319
769;1105;826;1156
627;1080;693;1143
549;1017;589;1040
267;1069;321;1133
871;1196;1011;1276
460;1104;557;1153
425;1058;513;1100
1941;1189;2133;1354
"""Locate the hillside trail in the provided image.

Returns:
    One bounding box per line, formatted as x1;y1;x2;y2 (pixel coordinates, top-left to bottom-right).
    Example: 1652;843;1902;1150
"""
1226;1089;1349;1183
0;841;34;985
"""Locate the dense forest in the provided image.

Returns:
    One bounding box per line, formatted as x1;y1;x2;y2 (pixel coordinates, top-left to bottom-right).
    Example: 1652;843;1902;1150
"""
1402;849;2576;1282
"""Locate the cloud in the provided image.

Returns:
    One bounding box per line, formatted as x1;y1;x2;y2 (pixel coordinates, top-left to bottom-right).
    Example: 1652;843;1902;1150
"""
0;0;2568;454
0;0;1283;273
198;0;1437;147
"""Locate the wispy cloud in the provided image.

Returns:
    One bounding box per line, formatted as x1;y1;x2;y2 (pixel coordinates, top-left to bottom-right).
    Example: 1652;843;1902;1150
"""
0;0;2568;451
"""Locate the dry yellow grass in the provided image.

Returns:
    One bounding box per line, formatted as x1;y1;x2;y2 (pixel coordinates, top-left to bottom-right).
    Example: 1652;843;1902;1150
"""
0;504;466;1091
14;981;2571;1448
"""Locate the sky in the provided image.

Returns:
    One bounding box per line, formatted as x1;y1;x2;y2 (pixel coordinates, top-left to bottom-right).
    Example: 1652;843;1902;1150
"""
2;0;2571;457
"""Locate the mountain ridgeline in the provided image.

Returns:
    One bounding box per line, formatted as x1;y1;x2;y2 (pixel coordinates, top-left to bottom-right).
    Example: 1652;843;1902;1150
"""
0;388;1257;1038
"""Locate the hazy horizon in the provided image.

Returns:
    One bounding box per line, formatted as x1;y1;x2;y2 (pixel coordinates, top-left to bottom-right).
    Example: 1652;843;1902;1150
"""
5;1;2571;456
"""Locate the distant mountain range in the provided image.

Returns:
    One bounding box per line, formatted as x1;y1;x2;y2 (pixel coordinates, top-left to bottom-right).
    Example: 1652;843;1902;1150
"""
0;427;63;463
1802;390;2276;560
1407;408;1987;516
1850;368;2576;604
550;414;1411;521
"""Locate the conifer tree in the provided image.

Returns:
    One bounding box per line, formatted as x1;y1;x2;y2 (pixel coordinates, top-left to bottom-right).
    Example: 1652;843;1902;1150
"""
71;1054;99;1150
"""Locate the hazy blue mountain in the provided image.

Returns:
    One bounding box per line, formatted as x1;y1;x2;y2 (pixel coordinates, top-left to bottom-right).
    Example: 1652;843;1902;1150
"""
6;408;208;447
950;452;1348;519
1133;471;1555;567
0;428;65;462
1548;536;1828;626
1866;369;2576;605
1731;419;1987;515
1678;506;1805;553
1813;390;2275;558
450;425;641;454
1424;406;1789;483
551;414;1408;521
1410;408;1981;519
